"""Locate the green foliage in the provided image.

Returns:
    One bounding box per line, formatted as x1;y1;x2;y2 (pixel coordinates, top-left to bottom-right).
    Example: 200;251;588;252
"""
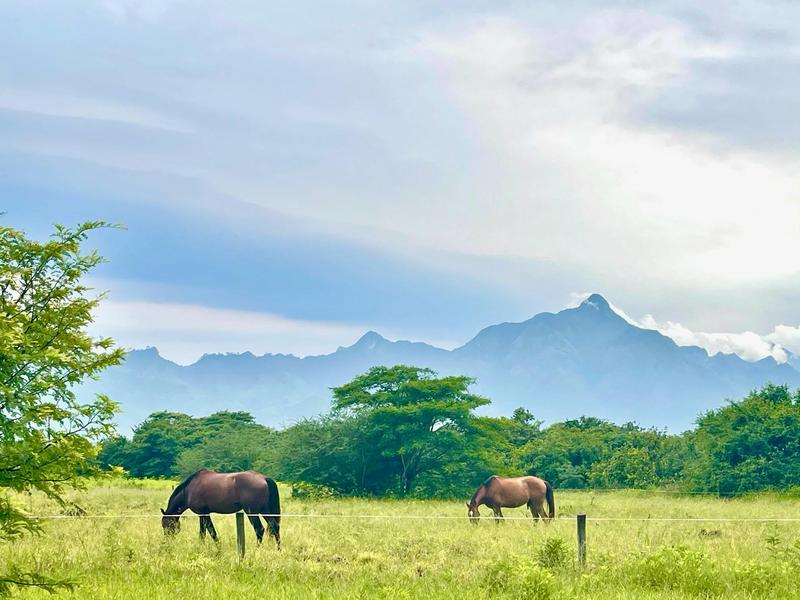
6;484;800;599
484;556;557;600
687;384;800;494
99;380;800;499
625;545;723;596
265;415;390;495
589;446;658;488
0;221;124;594
290;481;338;499
519;417;684;489
536;536;571;571
331;365;490;495
98;411;275;478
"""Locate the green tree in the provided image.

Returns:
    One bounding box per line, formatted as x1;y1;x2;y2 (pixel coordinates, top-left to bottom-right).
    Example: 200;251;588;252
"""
176;414;274;477
332;365;489;495
264;415;391;495
519;417;682;488
99;410;276;479
687;384;800;494
588;446;658;488
122;412;200;477
0;221;123;593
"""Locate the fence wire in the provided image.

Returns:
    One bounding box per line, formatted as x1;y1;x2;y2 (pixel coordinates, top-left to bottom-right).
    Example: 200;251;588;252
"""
26;513;800;522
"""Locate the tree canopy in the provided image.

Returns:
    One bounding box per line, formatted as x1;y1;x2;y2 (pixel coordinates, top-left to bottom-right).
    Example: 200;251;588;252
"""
98;365;800;500
0;221;123;593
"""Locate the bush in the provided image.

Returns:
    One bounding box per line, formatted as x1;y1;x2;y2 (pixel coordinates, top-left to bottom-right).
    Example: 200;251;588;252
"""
290;481;338;499
483;556;558;600
626;545;722;596
536;536;570;571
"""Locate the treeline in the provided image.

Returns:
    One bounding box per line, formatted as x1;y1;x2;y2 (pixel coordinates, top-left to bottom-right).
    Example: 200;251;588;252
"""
98;366;800;498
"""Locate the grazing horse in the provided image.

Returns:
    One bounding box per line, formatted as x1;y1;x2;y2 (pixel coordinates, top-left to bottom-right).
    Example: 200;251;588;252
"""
161;469;281;548
466;475;554;525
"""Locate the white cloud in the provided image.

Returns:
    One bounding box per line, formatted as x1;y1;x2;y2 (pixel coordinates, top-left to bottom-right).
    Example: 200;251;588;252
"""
393;12;800;284
637;315;789;363
4;2;800;336
90;301;369;364
766;326;800;358
0;88;193;133
89;300;461;365
568;292;798;364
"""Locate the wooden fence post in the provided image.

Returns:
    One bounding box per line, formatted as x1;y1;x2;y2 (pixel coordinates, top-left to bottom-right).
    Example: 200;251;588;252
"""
236;511;245;561
577;513;586;567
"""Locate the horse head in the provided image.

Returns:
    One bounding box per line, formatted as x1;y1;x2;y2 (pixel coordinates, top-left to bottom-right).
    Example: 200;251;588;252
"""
465;502;480;525
161;508;180;534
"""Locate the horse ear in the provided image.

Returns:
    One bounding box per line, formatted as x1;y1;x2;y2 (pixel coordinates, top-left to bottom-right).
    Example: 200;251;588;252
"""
160;508;165;515
465;502;470;509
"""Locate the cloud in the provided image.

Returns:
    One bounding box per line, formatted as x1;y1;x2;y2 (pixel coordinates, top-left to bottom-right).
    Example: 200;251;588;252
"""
636;315;790;363
89;300;461;365
0;88;194;133
766;326;800;358
90;301;371;364
2;1;800;343
568;292;798;363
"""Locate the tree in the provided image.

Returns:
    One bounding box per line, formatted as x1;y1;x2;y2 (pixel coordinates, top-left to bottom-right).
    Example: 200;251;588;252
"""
264;415;390;495
121;411;200;477
519;417;682;488
0;221;123;593
176;414;274;477
686;384;800;494
98;410;276;479
588;446;658;488
332;365;489;495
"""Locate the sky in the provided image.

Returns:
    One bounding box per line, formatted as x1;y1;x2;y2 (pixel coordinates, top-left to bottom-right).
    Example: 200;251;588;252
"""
2;0;799;364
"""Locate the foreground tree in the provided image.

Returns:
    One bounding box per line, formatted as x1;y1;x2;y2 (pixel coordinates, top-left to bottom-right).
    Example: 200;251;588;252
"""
332;365;489;495
0;221;123;593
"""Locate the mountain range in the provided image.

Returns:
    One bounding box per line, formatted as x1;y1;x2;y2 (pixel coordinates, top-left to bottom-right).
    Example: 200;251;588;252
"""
80;294;800;433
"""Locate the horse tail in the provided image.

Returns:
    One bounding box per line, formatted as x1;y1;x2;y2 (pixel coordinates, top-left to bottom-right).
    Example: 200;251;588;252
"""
264;477;281;546
265;477;281;519
544;480;555;520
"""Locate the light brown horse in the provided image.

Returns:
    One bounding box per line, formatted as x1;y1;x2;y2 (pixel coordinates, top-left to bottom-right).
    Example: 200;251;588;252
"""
466;475;554;524
161;469;281;547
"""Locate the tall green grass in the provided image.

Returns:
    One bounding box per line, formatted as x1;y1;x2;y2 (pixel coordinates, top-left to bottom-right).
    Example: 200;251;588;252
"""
3;483;800;599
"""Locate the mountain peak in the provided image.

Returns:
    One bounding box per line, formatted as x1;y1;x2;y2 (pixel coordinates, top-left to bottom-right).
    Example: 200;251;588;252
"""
354;330;387;348
580;293;611;312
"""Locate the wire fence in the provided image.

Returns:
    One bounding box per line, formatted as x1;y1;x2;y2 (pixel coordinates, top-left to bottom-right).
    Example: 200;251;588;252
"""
27;513;800;522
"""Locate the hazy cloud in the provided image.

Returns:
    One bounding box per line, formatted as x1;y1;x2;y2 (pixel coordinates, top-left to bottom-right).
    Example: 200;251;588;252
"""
2;1;799;352
91;301;375;364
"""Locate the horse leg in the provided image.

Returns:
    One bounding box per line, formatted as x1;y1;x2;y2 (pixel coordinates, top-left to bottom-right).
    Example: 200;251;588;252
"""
537;503;550;525
263;515;281;549
493;507;503;525
528;502;539;526
248;514;265;544
199;515;208;539
206;516;219;541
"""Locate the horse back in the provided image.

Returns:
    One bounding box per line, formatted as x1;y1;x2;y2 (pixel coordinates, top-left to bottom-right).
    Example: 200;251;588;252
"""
488;475;547;507
186;470;268;513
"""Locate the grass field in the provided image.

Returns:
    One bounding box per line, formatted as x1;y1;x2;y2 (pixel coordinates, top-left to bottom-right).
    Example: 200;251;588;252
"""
4;480;800;599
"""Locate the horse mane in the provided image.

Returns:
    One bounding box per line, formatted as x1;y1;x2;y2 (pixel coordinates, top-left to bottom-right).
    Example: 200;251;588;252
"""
168;470;205;503
471;475;498;503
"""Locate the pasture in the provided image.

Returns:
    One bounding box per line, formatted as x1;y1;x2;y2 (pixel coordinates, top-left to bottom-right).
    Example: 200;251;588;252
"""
4;480;800;599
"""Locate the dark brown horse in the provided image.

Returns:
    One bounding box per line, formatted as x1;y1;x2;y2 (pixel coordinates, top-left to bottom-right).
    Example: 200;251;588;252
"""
466;475;554;524
161;469;281;547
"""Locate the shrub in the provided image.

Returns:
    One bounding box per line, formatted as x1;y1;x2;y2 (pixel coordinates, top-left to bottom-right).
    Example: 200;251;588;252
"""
536;536;570;571
626;545;723;596
290;481;338;499
483;556;558;600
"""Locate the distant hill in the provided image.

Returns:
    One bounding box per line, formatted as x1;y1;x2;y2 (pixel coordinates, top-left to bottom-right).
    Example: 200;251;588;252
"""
80;294;800;433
